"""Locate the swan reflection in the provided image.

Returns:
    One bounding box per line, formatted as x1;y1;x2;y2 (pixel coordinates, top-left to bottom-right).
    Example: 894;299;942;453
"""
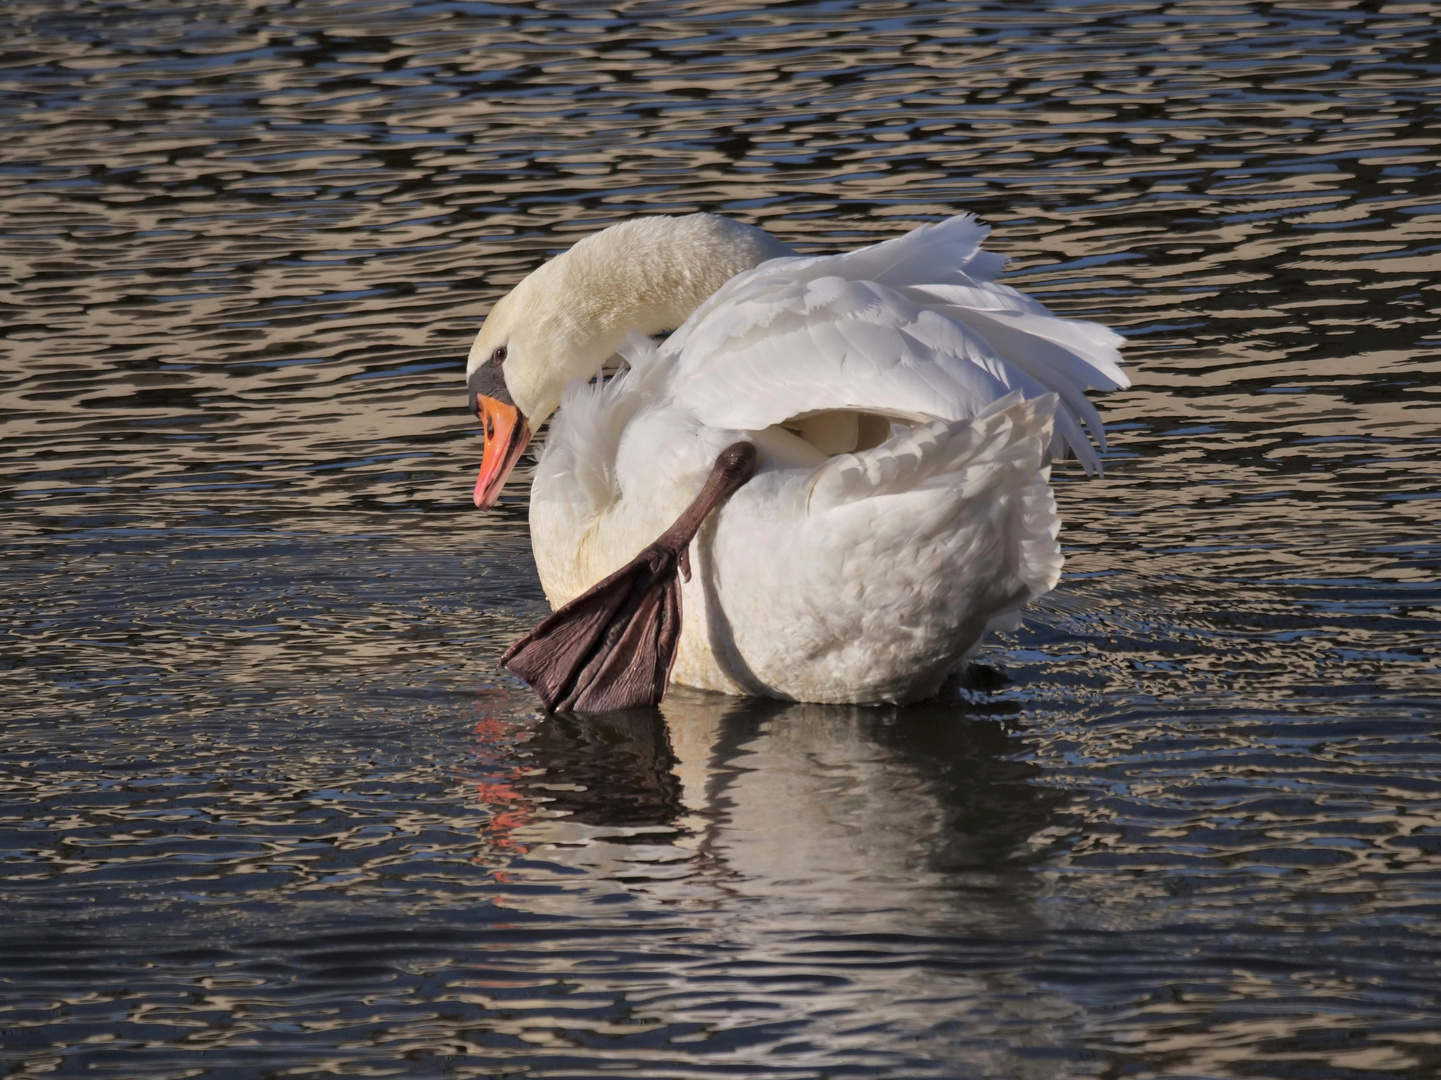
488;689;1063;927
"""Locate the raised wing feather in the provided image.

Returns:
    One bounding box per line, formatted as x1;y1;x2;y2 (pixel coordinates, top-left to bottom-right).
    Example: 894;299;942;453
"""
662;214;1126;473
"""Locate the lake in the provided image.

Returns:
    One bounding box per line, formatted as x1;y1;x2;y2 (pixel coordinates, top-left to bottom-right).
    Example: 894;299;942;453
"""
2;1;1440;1076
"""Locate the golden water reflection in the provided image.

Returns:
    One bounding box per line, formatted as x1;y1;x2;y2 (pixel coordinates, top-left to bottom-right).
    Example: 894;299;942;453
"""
2;0;1440;1076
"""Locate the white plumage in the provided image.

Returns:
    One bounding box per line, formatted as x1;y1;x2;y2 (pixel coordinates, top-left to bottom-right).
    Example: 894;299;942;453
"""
466;213;1126;705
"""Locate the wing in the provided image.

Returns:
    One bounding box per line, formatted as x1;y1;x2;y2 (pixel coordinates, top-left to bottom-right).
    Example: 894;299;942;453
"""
806;392;1065;628
662;214;1127;473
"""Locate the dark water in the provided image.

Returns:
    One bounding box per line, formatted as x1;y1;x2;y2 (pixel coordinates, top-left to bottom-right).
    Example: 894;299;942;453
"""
3;1;1440;1076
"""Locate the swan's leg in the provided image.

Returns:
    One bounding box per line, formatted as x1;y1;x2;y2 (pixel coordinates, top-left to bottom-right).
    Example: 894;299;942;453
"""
501;442;756;713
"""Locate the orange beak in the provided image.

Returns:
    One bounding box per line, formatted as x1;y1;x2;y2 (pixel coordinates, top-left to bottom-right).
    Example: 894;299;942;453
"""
474;395;532;509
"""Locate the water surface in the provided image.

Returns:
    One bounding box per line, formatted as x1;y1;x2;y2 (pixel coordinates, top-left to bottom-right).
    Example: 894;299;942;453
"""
2;1;1440;1076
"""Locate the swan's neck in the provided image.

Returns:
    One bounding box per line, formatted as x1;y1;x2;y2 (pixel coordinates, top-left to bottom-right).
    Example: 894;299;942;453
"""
499;215;793;424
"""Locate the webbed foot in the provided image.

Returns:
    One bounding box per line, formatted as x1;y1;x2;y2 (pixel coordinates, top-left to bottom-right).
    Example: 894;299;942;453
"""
501;442;757;712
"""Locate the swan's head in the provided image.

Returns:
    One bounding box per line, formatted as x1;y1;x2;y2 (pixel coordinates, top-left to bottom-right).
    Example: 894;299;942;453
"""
465;213;794;508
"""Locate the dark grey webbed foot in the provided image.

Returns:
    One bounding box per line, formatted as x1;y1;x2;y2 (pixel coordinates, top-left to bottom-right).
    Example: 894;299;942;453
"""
501;442;757;712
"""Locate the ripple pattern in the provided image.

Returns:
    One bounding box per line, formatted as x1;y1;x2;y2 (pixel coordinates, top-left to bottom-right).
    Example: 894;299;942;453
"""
2;1;1440;1077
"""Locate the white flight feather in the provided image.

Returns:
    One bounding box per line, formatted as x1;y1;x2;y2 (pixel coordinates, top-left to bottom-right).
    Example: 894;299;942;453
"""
658;216;1126;473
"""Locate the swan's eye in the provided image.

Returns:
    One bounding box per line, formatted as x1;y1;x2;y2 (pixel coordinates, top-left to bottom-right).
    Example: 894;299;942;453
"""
491;345;507;365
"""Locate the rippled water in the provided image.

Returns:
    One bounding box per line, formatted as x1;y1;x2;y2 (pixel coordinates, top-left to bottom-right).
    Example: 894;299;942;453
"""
3;1;1440;1076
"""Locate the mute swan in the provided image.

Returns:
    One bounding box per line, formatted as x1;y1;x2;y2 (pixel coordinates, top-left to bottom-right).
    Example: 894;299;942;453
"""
465;213;1126;710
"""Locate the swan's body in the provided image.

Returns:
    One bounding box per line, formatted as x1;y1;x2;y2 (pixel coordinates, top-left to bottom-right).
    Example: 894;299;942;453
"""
467;214;1126;705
